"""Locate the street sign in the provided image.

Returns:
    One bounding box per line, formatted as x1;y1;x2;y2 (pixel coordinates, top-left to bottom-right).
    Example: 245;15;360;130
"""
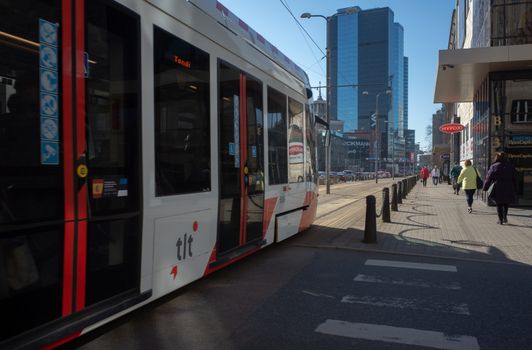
370;113;376;129
440;154;450;160
439;123;464;134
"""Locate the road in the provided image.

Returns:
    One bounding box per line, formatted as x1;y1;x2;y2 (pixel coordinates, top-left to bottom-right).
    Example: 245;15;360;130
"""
62;180;532;350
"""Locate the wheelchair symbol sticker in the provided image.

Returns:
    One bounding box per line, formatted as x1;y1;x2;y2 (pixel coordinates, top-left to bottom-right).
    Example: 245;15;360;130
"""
41;117;59;141
39;19;58;46
40;93;58;117
41;141;60;165
40;69;58;93
40;45;58;70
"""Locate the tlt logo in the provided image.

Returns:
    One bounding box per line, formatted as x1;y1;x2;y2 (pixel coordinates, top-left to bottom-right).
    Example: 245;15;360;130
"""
176;233;193;261
176;221;198;261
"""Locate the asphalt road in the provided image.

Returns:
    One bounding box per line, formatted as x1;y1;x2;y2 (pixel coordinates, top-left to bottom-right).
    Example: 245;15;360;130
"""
65;242;532;350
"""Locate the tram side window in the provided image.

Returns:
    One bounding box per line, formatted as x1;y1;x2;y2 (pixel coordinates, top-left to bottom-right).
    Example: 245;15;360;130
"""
154;27;211;196
267;87;288;185
288;98;304;183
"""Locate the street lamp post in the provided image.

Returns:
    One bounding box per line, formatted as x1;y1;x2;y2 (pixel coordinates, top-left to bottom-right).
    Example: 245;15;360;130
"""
301;12;331;194
373;89;391;183
301;8;358;194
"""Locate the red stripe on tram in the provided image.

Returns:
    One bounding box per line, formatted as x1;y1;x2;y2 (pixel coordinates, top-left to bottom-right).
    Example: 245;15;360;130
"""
61;0;75;316
75;0;87;311
239;75;249;246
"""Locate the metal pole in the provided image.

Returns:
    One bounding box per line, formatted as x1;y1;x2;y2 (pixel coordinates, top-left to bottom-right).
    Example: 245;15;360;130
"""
325;19;331;195
392;130;395;180
374;93;379;183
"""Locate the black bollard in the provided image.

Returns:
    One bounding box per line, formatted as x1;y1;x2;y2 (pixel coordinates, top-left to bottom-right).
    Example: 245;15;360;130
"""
382;188;391;223
363;195;377;243
402;179;407;198
397;182;403;204
391;184;398;211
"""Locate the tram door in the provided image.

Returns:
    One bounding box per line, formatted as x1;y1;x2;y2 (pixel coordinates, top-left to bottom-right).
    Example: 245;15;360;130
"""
218;62;265;254
0;0;141;343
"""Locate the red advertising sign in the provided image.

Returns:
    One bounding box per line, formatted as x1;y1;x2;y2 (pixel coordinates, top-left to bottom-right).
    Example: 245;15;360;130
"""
439;123;464;134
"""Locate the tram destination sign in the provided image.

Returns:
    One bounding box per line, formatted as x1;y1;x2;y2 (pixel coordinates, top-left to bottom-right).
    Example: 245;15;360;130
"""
439;123;464;134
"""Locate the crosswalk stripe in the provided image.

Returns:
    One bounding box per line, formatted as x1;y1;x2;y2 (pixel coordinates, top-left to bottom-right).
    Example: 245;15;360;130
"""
365;259;457;272
354;274;462;290
341;295;470;315
315;320;480;350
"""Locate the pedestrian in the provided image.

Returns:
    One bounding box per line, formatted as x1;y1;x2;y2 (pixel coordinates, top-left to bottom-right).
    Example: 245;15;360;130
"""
420;166;429;187
430;166;440;186
457;160;480;213
483;152;518;225
450;161;463;195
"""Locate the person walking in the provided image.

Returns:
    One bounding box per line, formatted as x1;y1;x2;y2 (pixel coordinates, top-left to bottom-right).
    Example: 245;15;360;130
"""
483;152;518;224
450;161;463;195
420;166;429;187
430;166;440;186
457;160;479;213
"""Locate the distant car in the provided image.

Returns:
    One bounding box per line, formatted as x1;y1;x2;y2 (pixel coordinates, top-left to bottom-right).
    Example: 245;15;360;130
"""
342;170;355;181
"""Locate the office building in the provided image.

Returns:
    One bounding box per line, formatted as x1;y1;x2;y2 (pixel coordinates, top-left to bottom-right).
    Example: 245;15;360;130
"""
329;6;407;164
434;0;532;205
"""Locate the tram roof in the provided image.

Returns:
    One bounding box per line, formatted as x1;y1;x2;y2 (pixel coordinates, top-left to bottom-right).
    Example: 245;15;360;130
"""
434;44;532;103
189;0;309;85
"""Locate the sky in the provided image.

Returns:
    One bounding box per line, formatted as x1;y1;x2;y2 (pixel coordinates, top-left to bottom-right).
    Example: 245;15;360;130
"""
219;0;455;150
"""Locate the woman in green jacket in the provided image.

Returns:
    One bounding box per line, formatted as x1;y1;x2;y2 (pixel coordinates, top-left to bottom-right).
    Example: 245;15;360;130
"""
457;159;480;213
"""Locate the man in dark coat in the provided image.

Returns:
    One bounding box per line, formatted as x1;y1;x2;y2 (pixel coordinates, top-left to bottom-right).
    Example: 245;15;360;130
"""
483;152;518;224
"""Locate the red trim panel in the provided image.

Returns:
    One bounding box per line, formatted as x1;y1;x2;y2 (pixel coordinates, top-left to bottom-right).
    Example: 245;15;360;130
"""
262;197;278;238
61;0;75;316
298;191;318;231
75;220;87;311
40;331;81;350
62;0;74;222
240;76;248;245
75;0;87;311
62;222;75;315
203;244;260;276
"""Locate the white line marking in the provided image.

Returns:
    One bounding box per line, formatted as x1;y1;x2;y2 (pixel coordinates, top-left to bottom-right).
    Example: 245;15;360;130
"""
354;274;462;290
302;290;335;299
341;295;470;315
315;320;480;350
365;259;457;272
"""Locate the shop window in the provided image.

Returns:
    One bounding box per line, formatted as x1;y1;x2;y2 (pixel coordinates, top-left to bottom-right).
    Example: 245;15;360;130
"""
511;100;532;123
154;26;211;196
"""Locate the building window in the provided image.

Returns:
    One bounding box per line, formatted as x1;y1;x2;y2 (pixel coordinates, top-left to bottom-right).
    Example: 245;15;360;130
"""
288;98;304;183
511;100;532;123
267;87;288;185
154;26;211;196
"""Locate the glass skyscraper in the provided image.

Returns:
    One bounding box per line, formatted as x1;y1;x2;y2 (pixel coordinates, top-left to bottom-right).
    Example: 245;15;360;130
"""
329;6;407;160
329;7;359;132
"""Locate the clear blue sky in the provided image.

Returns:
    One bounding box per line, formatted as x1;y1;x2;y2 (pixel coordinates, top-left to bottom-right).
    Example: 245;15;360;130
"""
220;0;455;150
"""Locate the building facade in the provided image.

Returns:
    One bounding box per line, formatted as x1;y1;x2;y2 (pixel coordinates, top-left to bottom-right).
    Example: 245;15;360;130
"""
435;0;532;205
329;6;408;166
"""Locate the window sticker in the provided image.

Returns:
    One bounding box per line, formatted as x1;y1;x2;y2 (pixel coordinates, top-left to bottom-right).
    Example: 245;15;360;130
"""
39;19;60;165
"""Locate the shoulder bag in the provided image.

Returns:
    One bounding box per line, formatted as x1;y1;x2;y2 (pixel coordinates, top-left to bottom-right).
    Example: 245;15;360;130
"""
474;167;483;189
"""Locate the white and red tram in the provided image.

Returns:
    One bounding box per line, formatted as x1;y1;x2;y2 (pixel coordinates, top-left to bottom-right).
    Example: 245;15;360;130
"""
0;0;318;348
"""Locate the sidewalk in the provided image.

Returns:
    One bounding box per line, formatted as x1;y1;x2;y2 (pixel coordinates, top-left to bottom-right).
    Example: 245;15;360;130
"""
292;181;532;265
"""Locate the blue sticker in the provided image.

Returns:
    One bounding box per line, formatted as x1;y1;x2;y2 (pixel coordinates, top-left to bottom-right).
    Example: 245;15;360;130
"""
41;141;60;165
40;69;58;93
40;45;58;70
251;145;257;158
40;117;59;141
229;142;235;156
39;19;58;46
119;178;128;185
40;93;59;117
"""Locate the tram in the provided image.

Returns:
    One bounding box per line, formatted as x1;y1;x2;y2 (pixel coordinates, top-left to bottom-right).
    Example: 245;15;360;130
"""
0;0;318;348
